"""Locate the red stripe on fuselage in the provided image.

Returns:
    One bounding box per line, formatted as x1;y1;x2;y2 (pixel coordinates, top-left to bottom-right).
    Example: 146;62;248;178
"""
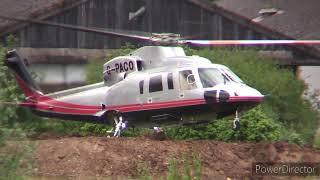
33;96;263;116
229;96;263;102
34;98;206;114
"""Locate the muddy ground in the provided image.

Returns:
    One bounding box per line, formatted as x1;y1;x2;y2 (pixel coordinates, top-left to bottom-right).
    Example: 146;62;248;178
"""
27;136;320;179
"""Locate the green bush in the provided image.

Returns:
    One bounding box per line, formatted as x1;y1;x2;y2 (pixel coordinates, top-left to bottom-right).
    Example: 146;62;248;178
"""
314;135;320;149
139;153;202;180
166;106;282;141
286;132;306;145
0;141;34;180
184;48;319;143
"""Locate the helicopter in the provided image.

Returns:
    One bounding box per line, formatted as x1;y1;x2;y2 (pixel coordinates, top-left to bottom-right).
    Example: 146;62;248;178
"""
2;15;320;137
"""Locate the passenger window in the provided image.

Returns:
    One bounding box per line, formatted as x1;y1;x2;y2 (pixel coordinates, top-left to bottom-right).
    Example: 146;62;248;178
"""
167;73;174;90
179;70;197;90
137;60;143;71
139;80;144;94
149;75;163;93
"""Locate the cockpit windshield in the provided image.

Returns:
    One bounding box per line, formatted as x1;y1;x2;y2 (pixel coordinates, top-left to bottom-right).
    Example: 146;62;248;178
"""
221;68;244;83
198;68;226;88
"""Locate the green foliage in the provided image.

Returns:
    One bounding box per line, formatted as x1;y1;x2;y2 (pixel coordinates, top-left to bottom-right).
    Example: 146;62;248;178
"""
286;132;306;145
167;157;179;180
166;106;282;142
192;154;202;180
0;38;24;127
0;35;49;134
138;154;202;180
0;141;34;180
0;36;41;179
138;164;152;180
314;135;320;149
167;154;202;180
183;48;319;143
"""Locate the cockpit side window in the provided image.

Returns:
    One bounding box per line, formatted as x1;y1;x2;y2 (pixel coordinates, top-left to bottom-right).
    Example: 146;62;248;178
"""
179;70;197;90
198;68;225;88
137;60;143;71
149;75;163;93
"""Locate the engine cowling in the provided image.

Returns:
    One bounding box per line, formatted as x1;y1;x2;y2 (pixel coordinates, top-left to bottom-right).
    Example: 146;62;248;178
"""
103;56;143;86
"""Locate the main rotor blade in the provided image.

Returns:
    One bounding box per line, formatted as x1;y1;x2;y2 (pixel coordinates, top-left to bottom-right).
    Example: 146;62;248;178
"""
0;15;152;41
3;14;319;46
182;40;320;46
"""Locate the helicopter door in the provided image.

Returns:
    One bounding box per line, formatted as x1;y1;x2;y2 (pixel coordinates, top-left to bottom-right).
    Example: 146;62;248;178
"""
166;72;179;101
178;70;197;99
147;74;164;103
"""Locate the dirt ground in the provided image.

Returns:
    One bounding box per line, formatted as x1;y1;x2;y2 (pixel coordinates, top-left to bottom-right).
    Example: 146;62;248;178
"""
30;136;320;179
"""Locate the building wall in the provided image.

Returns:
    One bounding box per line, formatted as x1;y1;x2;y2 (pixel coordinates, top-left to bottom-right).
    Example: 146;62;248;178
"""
14;0;274;49
16;47;112;93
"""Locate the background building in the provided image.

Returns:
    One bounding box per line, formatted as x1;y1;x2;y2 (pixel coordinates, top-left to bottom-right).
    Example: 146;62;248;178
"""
0;0;319;93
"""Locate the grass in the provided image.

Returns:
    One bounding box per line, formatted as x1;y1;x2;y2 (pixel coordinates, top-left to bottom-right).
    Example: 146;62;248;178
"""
0;140;35;180
314;134;320;148
138;153;202;180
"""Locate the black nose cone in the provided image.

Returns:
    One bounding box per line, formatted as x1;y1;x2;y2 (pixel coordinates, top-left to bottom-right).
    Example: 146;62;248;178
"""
204;90;230;104
219;90;230;102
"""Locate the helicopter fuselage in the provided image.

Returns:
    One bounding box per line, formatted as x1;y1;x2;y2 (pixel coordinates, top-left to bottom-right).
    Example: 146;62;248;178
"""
6;46;263;128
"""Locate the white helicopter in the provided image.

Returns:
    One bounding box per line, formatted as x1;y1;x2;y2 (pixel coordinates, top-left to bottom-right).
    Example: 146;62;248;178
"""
2;15;320;137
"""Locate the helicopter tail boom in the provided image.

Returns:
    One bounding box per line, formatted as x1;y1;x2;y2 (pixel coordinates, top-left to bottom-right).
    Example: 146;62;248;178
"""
5;50;43;100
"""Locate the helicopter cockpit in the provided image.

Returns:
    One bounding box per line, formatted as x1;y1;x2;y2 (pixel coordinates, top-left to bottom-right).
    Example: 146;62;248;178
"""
198;67;244;88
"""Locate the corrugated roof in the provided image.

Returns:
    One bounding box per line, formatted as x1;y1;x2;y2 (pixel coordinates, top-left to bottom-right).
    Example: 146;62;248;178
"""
0;0;84;35
189;0;320;58
1;0;319;41
215;0;320;40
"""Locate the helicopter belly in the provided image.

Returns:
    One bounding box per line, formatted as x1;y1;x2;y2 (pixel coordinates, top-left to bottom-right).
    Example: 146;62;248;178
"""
120;96;261;127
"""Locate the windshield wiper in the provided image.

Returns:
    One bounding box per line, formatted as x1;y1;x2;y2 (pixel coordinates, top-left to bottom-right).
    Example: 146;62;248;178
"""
221;74;229;85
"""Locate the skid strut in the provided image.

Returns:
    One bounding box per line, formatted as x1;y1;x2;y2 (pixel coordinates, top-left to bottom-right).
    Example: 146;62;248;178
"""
233;110;240;131
113;116;123;137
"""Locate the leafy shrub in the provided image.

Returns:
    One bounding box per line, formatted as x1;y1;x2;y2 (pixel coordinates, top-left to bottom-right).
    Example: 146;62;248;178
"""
0;141;34;180
166;106;282;142
286;132;306;145
167;154;202;180
184;48;319;143
314;136;320;149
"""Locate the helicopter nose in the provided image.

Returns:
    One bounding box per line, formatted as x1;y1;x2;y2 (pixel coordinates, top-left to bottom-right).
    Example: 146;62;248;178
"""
229;85;264;103
233;84;263;96
204;84;264;104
